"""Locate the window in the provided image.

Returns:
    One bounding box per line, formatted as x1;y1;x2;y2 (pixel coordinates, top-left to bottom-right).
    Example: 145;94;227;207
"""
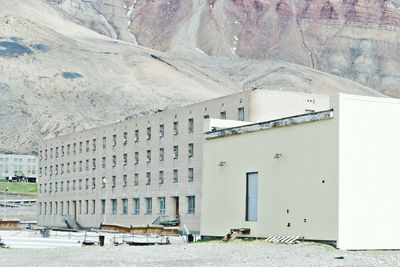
79;142;82;153
188;143;194;157
220;111;226;119
238;107;245;121
60;201;63;215
92;178;96;189
113;134;117;146
146;198;152;214
146;172;151;185
79;161;82;172
39;202;42;215
73;143;76;154
93;139;96;151
85;200;89;214
188;168;194;182
92;200;96;214
73;180;76;191
159;197;165;214
86;160;89;171
67;181;70;192
146;127;151;140
86;140;90;152
123;175;127;186
61;146;64;156
122;154;127;166
44;202;47;215
103;137;106;149
134;173;139;186
134;198;140;214
67;145;70;156
123;132;128;145
188;196;195;214
50;148;53;159
134;130;139;142
101;200;106;214
102;157;106;168
50;202;52;214
159;124;164;138
123;199;128;214
173;169;178;183
246;172;258;221
135;152;139;164
60;181;64;191
112;199;117;215
112;176;116;187
173;121;178;135
55;202;58;215
146;150;151;162
79;179;82;190
73;162;76;172
85;178;89;190
159;148;164;161
45;149;48;160
55;147;59;158
204;115;209;119
92;158;96;170
173;146;178;159
188;118;194;133
112;155;116;167
159;171;164;184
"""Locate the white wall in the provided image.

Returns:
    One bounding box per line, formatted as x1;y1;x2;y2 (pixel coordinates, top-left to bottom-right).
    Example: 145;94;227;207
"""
201;114;339;240
337;94;400;249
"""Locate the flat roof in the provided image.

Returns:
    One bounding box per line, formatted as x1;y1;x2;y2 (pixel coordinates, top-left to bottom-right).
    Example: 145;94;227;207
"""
204;109;334;139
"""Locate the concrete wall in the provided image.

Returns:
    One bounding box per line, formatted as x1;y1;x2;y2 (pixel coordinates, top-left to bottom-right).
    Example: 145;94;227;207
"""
337;94;400;250
0;154;37;179
201;112;339;240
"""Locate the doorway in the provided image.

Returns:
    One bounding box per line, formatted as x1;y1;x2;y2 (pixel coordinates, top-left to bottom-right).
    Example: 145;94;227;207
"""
173;197;179;216
246;172;258;221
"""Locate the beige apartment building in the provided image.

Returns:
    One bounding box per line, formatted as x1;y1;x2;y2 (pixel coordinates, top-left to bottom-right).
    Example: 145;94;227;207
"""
37;89;329;233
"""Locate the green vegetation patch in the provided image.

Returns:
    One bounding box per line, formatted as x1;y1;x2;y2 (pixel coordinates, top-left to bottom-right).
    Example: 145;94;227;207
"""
0;182;37;195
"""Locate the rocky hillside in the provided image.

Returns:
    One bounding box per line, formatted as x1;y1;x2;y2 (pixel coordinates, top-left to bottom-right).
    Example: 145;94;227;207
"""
0;0;390;154
51;0;400;97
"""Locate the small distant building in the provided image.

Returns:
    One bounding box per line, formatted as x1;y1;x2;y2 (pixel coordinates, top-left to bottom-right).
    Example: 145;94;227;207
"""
201;94;400;250
0;154;38;183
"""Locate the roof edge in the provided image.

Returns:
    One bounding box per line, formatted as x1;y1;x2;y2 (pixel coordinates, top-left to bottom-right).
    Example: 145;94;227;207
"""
204;109;334;139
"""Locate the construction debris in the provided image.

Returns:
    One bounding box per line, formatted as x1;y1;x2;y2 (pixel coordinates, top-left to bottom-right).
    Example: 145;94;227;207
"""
223;228;250;242
265;236;301;244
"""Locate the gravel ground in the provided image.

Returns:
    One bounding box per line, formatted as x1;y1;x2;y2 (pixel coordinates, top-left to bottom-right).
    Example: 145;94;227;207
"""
0;240;400;267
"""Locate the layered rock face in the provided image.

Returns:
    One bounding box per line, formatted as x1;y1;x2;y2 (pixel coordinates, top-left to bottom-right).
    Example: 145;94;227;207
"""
53;0;400;97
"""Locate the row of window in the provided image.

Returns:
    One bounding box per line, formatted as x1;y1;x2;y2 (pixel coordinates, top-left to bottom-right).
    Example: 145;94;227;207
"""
39;168;195;193
40;107;245;161
40;119;196;161
39;196;196;216
0;158;36;163
39;144;194;177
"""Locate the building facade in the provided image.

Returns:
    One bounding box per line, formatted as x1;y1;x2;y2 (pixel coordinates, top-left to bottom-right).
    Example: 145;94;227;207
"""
0;154;38;182
201;94;400;250
37;89;329;232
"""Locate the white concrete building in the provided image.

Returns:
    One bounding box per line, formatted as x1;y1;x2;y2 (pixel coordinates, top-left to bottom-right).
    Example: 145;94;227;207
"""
201;93;400;250
0;154;38;182
37;89;330;232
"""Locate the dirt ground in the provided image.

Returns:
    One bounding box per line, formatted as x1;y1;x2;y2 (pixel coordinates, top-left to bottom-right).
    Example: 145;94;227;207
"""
0;240;399;267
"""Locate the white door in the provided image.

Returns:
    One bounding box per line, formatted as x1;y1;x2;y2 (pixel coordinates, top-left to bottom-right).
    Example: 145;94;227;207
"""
247;172;258;221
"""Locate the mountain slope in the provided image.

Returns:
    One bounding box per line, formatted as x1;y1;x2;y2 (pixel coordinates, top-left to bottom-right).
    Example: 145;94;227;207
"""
54;0;400;97
0;0;385;154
